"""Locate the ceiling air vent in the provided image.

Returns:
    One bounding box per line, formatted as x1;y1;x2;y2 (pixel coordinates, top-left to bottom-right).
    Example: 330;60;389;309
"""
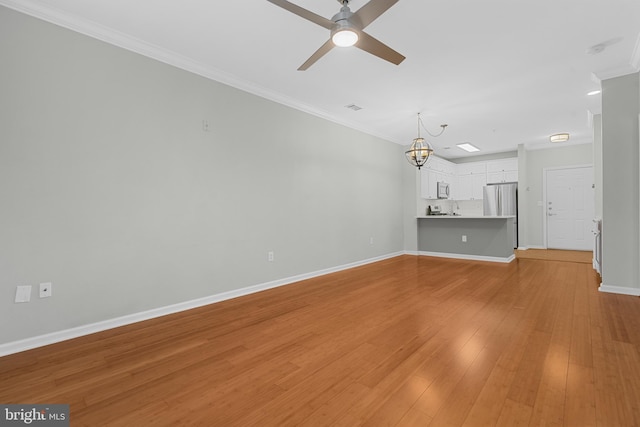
345;104;363;111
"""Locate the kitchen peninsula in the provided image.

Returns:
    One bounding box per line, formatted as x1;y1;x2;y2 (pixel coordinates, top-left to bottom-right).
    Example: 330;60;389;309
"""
417;215;516;262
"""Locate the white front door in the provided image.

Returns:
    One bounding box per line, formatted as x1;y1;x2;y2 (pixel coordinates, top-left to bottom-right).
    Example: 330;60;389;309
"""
546;166;594;250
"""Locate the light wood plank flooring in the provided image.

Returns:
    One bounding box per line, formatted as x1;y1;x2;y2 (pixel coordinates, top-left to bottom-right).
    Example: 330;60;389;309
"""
1;255;639;426
515;249;593;264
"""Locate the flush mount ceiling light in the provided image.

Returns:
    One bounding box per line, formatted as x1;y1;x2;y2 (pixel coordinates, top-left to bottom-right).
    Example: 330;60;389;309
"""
456;143;480;153
550;133;570;143
587;90;602;96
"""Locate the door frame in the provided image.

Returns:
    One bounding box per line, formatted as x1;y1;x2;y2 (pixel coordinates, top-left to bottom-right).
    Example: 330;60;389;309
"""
542;164;594;249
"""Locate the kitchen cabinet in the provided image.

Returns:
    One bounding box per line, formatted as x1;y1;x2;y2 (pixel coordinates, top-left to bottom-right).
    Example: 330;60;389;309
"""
421;169;450;199
456;162;486;200
420;157;454;200
458;173;487;200
419;156;517;201
486;158;518;183
457;162;487;176
420;169;436;199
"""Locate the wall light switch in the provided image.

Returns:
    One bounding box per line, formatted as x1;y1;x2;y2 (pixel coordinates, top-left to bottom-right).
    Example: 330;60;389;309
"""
15;285;32;303
462;235;467;243
40;282;52;298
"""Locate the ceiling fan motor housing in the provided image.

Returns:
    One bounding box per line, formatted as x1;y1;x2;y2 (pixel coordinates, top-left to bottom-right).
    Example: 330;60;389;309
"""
333;5;362;27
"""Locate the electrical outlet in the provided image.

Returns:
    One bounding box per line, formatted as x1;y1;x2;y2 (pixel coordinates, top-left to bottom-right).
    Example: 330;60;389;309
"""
40;282;52;298
462;235;467;243
202;119;210;132
268;251;274;262
15;285;32;303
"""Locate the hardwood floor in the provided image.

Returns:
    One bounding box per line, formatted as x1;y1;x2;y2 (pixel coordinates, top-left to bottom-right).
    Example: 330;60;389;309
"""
515;249;593;264
2;255;639;426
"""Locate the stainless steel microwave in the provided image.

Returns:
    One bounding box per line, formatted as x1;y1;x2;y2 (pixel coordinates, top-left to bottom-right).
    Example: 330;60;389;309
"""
437;181;450;199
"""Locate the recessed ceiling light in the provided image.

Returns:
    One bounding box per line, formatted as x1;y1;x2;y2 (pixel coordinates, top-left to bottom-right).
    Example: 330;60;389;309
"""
550;133;570;143
587;90;601;96
456;143;480;152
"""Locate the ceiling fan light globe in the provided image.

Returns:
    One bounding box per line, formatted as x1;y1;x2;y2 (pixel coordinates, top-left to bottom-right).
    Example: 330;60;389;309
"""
332;29;358;47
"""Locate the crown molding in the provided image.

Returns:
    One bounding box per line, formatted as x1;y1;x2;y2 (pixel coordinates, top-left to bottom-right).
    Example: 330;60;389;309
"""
591;33;640;81
592;65;638;81
523;139;592;152
0;0;399;145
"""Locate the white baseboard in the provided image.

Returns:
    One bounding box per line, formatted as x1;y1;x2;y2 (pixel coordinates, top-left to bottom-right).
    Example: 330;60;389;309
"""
418;251;515;264
0;252;404;357
598;284;640;296
403;250;420;256
518;245;547;250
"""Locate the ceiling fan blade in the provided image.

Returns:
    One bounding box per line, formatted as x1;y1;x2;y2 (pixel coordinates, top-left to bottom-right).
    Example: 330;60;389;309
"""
356;31;405;65
298;39;334;71
353;0;399;29
267;0;334;29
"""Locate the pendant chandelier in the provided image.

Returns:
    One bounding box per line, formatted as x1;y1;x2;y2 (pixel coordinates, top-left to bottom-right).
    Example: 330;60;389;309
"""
405;113;447;170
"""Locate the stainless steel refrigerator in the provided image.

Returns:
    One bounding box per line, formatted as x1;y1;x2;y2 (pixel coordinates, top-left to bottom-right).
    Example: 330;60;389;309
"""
483;182;518;248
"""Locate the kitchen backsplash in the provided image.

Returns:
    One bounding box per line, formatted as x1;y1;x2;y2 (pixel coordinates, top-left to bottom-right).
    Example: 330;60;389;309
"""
418;199;483;216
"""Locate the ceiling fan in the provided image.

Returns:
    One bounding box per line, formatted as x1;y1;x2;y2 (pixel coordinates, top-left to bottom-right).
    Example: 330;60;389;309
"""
267;0;405;70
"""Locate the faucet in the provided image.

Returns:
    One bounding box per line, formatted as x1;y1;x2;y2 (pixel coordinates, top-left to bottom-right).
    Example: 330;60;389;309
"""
450;201;459;215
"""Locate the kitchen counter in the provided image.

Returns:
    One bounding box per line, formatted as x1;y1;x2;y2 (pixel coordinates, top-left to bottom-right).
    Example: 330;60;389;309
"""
417;216;515;262
417;215;515;219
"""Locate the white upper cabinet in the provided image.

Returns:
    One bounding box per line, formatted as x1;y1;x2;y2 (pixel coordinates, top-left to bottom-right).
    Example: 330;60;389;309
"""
456;162;486;200
457;162;487;176
486;158;518;183
420;169;437;199
418;156;518;201
419;156;455;200
457;171;487;200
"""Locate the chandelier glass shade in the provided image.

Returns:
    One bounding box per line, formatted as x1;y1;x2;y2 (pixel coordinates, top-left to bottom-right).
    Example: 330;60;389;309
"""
405;137;434;170
405;113;437;169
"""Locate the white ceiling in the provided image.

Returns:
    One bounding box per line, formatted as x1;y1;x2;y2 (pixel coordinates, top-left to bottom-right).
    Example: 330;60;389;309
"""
4;0;640;159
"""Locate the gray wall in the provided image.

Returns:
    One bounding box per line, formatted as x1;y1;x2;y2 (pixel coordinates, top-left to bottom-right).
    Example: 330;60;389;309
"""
402;167;419;253
0;7;405;344
520;144;593;248
417;218;514;258
517;144;529;248
593;114;603;219
601;72;640;292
